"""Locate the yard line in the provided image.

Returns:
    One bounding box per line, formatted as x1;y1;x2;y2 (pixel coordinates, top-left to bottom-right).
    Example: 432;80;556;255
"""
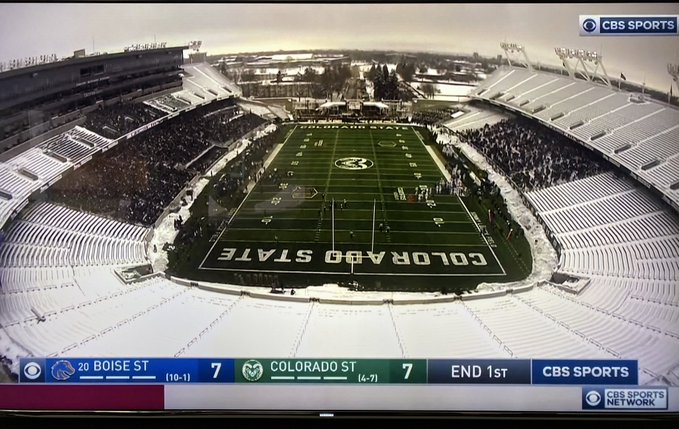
315;129;341;242
368;128;390;243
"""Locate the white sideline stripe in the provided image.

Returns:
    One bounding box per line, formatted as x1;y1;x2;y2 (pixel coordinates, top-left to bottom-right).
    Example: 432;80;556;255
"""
457;194;506;276
198;266;506;276
198;125;299;269
410;126;452;182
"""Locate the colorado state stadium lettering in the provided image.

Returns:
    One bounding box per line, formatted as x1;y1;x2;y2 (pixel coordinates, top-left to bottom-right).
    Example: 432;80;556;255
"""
217;247;487;267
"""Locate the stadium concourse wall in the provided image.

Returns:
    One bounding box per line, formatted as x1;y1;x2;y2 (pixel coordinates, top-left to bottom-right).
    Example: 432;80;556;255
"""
167;274;537;305
473;96;679;214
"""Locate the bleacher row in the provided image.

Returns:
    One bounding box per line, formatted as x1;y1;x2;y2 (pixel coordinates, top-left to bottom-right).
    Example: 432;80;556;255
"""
148;63;241;111
0;202;148;269
524;172;679;382
0;175;677;384
0;189;676;384
525;172;679;282
441;106;507;132
473;66;679;206
2;264;677;384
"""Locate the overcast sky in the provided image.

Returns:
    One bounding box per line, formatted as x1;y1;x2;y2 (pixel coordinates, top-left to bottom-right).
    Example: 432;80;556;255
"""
1;3;678;90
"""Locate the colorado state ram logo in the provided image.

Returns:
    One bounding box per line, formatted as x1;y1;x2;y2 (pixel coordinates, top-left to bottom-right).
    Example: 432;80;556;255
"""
242;359;264;382
334;157;374;170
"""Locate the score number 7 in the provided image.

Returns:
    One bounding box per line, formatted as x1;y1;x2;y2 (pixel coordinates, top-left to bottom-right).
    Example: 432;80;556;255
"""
211;362;221;379
402;363;413;380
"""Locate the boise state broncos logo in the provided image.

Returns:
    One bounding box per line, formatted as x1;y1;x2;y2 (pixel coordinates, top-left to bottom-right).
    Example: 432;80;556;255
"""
242;359;264;382
334;157;374;170
51;360;76;381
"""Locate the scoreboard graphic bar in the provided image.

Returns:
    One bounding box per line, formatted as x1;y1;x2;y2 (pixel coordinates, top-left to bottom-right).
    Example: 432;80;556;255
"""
20;358;235;384
19;358;638;385
235;359;427;384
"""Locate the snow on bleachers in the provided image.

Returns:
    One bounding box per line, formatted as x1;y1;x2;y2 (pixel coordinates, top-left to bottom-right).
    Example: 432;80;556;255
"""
295;303;402;357
0;202;149;268
481;68;534;97
511;79;571;107
5;148;71;182
527;173;679;279
498;73;554;102
0;166;38;199
572;101;664;141
535;86;613;121
465;295;606;359
44;135;99;164
2;276;179;357
391;302;505;358
552;93;627;129
184;295;307;357
540;190;658;234
523;171;679;380
524;172;632;213
643;155;679;189
520;286;679;381
61;285;223;357
523;81;591;113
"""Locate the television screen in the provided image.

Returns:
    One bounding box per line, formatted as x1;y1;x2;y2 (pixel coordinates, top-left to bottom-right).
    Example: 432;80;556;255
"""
0;2;678;420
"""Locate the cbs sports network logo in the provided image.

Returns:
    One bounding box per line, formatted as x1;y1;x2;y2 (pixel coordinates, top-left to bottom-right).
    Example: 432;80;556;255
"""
579;15;678;36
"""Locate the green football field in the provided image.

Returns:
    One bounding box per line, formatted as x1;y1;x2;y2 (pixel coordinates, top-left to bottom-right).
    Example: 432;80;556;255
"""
196;123;528;289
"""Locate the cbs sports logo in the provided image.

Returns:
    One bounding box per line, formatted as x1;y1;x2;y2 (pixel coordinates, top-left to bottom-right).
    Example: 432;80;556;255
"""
579;15;678;36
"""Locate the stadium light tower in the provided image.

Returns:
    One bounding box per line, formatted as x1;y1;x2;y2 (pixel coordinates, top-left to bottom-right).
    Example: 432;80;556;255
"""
669;63;679;101
188;40;203;52
500;42;533;72
555;47;611;88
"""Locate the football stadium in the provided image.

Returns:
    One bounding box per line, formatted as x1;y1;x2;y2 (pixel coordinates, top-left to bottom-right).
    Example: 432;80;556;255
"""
0;3;678;399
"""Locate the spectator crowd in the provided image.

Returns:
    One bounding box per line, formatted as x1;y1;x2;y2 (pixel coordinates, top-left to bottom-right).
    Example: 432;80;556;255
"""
83;103;167;138
48;99;267;225
410;109;454;126
455;118;609;191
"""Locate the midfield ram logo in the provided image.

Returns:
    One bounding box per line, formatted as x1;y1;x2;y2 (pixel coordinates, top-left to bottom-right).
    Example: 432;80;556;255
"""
335;157;374;170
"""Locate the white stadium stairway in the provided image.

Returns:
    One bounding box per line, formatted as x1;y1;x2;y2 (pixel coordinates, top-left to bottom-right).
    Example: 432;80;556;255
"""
183;296;309;358
61;285;224;358
464;294;609;359
294;303;404;358
389;302;506;358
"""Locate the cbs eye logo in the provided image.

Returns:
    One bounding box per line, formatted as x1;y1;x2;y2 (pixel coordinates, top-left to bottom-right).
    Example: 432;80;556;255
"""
585;390;602;407
582;18;597;32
